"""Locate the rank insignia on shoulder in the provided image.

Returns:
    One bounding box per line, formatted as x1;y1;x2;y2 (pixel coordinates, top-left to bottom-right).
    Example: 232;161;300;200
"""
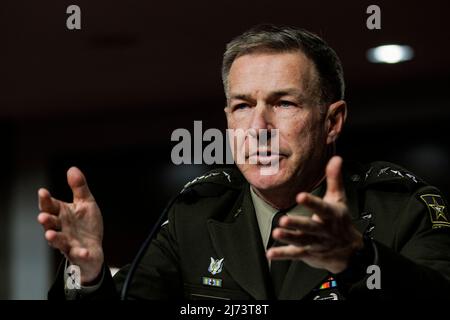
376;166;418;183
202;277;223;287
182;172;221;192
420;194;450;229
182;171;232;192
208;257;224;275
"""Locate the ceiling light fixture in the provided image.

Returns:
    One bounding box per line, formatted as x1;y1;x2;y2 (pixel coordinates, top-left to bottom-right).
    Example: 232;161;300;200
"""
367;44;414;64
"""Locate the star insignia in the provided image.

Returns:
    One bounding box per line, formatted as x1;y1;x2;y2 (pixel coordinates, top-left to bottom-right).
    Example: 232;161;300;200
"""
222;171;231;182
364;167;373;181
429;202;448;221
405;173;418;183
389;169;404;178
377;167;391;177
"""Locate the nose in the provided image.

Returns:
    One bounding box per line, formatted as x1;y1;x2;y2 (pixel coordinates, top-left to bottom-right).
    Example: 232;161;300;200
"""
247;102;278;154
249;103;273;133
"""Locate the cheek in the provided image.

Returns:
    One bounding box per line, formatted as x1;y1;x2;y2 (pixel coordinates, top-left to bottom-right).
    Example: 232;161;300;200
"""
227;109;254;129
225;115;235;130
280;117;309;147
229;131;247;163
280;114;323;154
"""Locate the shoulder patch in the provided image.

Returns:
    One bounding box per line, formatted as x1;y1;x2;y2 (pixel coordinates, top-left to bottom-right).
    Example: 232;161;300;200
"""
419;194;450;229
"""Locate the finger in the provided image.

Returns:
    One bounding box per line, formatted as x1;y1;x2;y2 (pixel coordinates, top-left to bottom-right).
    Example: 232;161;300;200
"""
37;212;61;231
38;188;60;214
69;247;90;260
296;192;333;220
266;244;310;261
273;228;328;250
67;167;95;202
278;215;323;234
45;230;70;253
325;156;346;202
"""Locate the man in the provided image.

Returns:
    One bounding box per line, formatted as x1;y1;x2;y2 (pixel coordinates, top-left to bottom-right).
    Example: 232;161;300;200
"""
38;24;450;300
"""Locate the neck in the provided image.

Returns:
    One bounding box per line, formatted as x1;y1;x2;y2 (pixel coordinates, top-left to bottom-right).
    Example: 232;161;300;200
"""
252;174;325;210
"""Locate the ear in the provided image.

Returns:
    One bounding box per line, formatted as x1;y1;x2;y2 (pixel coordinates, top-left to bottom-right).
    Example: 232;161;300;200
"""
325;100;347;144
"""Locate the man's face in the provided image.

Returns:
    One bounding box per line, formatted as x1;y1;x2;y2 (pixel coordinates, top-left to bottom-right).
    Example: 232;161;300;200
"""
225;51;330;193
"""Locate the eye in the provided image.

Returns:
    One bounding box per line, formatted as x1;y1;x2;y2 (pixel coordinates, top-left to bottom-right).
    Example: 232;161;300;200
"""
277;100;296;108
233;103;250;111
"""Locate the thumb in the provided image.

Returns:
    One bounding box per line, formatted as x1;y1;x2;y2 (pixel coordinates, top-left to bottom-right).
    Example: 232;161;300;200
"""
67;167;95;202
325;156;346;202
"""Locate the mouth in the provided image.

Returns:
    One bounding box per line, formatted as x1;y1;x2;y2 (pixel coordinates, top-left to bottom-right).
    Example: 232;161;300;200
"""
247;150;286;165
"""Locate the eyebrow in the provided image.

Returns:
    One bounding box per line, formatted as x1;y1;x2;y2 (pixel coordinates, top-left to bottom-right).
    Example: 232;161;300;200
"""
229;93;254;101
229;88;307;102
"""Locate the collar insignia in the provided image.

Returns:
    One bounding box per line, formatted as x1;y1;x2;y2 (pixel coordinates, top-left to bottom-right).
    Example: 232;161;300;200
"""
208;257;224;275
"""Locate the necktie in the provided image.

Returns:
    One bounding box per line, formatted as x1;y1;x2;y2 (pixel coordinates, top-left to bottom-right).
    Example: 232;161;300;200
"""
268;210;292;298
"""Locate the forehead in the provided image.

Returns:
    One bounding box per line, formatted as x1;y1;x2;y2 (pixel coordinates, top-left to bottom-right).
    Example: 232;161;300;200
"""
228;51;314;94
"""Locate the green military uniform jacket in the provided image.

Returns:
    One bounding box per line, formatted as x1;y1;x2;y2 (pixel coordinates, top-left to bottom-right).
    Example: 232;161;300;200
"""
49;161;450;300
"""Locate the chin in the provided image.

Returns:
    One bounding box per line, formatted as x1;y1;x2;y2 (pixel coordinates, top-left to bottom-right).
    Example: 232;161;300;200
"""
238;163;291;191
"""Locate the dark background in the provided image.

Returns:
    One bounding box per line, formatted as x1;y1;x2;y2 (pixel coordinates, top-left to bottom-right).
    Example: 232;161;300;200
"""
1;0;449;298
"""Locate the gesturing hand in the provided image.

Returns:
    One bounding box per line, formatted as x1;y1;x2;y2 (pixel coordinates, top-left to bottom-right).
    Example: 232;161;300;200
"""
37;167;104;283
266;156;363;274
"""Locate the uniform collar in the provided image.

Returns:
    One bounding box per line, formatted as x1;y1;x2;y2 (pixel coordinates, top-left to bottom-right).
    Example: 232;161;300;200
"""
250;184;326;249
250;187;278;250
